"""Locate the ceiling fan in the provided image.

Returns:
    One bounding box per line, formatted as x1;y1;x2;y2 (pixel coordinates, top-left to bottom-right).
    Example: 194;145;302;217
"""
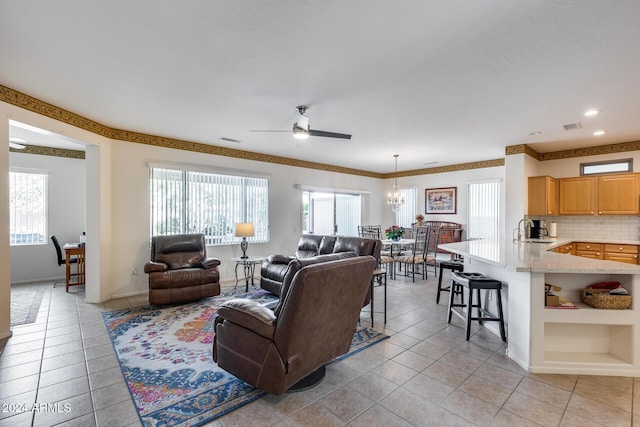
251;106;351;140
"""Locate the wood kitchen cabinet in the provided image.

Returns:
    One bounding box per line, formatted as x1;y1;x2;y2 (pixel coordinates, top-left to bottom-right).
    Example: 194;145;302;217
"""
554;243;575;255
598;173;640;215
559;176;597;215
604;244;639;264
528;176;558;215
559;173;640;215
575;242;603;260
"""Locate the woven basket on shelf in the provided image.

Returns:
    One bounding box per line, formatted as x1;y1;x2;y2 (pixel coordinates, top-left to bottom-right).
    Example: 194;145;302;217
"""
581;288;632;309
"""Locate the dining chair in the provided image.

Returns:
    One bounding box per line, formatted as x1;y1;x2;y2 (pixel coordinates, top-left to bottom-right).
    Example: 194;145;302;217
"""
395;226;429;282
50;235;77;288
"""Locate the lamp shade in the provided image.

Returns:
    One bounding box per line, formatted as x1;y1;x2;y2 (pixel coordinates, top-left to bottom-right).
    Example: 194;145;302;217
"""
234;222;255;238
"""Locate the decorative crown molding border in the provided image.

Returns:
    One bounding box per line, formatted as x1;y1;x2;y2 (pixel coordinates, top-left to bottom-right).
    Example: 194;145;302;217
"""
505;144;541;160
10;145;85;159
538;140;640;161
387;158;505;179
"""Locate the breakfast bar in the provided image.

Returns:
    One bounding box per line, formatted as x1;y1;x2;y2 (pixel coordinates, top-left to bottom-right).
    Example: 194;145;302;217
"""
439;238;640;377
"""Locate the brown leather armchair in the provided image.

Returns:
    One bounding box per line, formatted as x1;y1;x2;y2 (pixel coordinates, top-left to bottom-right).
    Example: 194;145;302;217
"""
213;256;376;395
144;233;221;305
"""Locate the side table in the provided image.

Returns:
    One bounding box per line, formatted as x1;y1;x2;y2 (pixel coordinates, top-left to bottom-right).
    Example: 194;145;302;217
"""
231;256;266;292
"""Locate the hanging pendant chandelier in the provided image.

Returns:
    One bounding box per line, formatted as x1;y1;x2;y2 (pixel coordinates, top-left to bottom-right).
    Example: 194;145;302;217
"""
387;154;405;212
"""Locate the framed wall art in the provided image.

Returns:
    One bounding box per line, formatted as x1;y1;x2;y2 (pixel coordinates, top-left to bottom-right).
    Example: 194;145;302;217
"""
425;187;457;214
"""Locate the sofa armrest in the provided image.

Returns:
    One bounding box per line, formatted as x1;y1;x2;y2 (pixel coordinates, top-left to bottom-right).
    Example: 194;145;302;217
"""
196;257;221;269
217;299;277;339
144;261;168;273
267;254;294;264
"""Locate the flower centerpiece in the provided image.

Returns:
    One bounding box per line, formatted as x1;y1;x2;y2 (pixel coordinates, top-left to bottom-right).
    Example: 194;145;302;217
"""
415;214;424;226
385;225;405;241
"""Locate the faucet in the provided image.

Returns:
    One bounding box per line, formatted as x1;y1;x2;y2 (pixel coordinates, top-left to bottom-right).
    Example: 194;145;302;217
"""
513;217;534;242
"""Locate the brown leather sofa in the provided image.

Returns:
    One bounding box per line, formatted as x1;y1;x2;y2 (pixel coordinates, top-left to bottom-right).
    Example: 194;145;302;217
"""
144;233;221;305
260;234;381;296
213;256;377;395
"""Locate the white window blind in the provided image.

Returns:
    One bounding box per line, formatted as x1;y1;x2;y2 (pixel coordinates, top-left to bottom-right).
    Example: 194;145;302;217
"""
10;170;48;245
395;187;417;227
467;179;501;240
150;167;268;245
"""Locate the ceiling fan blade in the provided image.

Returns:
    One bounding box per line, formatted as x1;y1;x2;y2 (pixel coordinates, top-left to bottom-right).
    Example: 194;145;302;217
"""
308;129;352;140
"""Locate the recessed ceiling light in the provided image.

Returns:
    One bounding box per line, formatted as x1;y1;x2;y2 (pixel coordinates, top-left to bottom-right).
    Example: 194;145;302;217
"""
584;109;600;117
528;131;542;136
593;130;605;136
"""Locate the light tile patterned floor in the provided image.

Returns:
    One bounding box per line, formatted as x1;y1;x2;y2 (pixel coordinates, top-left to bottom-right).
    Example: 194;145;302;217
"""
1;271;638;426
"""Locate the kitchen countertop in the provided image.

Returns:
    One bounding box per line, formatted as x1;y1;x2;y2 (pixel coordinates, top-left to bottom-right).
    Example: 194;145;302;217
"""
439;237;640;274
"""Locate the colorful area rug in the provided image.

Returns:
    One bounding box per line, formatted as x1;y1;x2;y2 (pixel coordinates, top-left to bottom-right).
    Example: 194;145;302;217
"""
103;287;388;427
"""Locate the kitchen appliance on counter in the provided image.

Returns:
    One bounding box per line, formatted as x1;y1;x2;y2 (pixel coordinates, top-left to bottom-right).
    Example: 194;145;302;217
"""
528;220;548;239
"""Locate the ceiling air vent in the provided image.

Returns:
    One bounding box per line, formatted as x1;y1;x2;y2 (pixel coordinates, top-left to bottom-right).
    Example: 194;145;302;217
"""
562;122;583;131
221;137;241;143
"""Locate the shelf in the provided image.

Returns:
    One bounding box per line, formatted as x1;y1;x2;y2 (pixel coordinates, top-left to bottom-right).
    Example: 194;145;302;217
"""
544;351;630;365
543;302;634;324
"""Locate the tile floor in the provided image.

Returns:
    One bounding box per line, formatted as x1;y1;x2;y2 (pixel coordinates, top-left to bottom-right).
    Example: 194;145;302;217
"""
1;271;638;426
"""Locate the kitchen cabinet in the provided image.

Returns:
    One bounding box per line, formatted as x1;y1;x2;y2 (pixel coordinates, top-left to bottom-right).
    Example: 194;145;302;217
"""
559;177;597;215
598;173;640;215
604;244;639;265
554;243;575;255
528;176;557;215
575;242;603;260
559;173;640;215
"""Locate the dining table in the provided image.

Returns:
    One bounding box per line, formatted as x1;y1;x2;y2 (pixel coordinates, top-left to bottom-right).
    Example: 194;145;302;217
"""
380;238;416;278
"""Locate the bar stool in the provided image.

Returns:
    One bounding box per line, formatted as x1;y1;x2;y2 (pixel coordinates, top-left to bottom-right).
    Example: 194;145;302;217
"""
436;259;464;304
447;272;506;341
370;269;387;325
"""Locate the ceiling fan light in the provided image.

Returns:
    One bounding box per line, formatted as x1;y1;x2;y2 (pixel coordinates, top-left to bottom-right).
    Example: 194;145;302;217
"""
292;125;309;140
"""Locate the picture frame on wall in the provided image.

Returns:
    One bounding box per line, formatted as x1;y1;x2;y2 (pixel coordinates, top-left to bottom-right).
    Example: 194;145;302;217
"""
425;187;457;214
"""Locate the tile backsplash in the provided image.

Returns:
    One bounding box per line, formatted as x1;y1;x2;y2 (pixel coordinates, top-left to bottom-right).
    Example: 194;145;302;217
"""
530;215;640;241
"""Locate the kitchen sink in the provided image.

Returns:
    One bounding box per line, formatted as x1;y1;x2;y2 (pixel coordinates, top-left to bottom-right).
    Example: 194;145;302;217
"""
522;239;555;244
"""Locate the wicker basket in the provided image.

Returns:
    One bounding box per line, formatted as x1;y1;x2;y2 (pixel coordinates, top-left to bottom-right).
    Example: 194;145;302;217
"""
581;288;632;309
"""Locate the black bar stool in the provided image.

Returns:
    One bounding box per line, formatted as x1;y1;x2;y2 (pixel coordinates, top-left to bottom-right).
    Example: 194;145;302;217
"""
437;259;464;304
447;272;506;341
370;269;387;325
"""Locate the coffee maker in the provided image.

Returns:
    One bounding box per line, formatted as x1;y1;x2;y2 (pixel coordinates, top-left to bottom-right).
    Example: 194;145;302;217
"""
528;220;548;239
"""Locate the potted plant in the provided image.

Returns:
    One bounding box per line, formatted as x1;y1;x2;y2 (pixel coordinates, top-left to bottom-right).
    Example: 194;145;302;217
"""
415;214;424;226
385;225;405;241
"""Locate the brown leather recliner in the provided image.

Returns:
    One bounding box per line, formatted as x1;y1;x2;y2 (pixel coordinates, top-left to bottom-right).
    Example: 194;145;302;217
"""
213;256;377;395
144;233;221;305
260;234;381;296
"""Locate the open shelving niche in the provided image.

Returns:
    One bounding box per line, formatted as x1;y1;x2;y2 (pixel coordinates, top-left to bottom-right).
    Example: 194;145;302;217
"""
530;272;639;375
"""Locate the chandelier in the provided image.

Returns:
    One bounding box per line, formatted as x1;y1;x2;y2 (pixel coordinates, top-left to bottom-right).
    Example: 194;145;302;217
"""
387;154;405;212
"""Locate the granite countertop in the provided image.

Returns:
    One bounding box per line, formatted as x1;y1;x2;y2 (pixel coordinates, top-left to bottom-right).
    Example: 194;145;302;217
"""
439;237;640;273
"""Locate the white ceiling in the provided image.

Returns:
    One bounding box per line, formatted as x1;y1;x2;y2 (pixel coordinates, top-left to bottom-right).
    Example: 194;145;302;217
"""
2;1;640;174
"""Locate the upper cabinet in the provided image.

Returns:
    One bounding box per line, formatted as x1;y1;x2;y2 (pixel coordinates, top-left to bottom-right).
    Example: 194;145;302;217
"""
559;176;597;215
528;176;558;215
558;173;640;215
598;173;640;215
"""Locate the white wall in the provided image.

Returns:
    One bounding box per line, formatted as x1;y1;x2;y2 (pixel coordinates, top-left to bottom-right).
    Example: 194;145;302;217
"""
108;140;386;299
383;165;507;237
9;152;85;283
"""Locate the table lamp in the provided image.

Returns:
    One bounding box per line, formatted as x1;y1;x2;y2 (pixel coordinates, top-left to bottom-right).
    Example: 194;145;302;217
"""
235;222;255;259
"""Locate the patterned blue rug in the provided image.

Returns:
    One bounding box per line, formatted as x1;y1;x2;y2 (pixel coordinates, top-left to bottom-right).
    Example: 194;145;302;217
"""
103;287;388;427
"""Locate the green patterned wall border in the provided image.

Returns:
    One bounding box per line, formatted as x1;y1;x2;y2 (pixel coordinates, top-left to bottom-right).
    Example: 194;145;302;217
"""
9;145;85;159
505;144;541;160
385;158;505;179
538;140;640;161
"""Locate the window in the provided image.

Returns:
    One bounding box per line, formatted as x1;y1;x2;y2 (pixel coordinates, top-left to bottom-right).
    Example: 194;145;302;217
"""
302;191;361;236
395;187;417;227
10;170;48;245
581;158;632;175
467;179;501;240
149;166;268;245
